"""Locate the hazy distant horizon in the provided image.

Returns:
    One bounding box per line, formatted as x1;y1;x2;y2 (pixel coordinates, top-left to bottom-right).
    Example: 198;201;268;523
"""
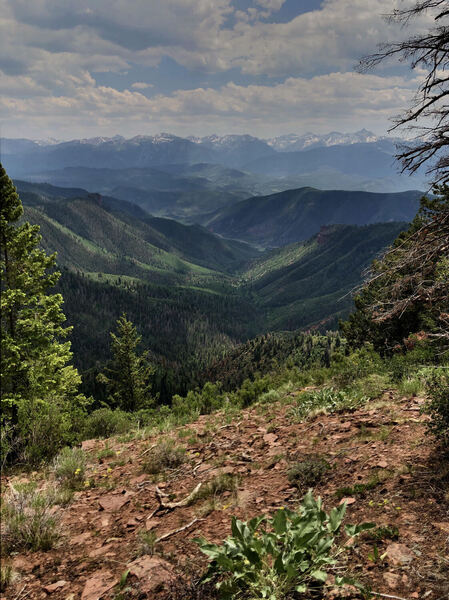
2;127;394;144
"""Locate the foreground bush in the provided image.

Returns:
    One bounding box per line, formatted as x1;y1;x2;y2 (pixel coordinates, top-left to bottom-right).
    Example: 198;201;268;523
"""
287;456;331;491
426;369;449;448
82;408;133;439
142;439;186;474
195;491;374;599
1;487;61;553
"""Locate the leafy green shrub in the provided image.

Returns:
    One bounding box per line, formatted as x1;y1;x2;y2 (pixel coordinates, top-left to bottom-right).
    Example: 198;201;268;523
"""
172;382;223;418
53;446;87;490
83;408;133;439
389;343;438;382
234;376;271;408
352;373;391;400
142;439;186;474
195;491;374;599
289;388;366;421
1;488;61;553
399;376;424;397
366;525;399;542
287;456;331;490
425;369;449;447
331;345;384;387
15;396;87;465
97;445;116;460
258;389;281;404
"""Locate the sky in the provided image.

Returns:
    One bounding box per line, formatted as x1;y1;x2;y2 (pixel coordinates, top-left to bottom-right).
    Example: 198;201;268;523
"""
0;0;430;140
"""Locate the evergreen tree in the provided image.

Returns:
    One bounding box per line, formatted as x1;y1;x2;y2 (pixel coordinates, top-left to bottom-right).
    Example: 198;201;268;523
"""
342;189;449;353
0;164;88;463
98;314;155;411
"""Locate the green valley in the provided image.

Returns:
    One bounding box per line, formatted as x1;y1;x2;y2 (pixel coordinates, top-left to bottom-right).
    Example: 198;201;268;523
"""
13;180;413;403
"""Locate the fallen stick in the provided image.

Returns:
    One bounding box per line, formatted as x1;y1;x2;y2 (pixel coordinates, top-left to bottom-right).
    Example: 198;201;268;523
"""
370;592;411;600
219;421;242;430
193;463;216;477
155;517;203;543
192;461;204;476
155;482;203;510
139;443;157;457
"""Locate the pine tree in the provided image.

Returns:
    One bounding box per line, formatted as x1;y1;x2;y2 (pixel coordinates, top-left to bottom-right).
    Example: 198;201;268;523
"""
98;314;155;411
0;164;88;463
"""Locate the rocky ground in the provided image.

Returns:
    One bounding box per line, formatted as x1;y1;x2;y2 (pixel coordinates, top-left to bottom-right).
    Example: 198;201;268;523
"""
2;390;449;600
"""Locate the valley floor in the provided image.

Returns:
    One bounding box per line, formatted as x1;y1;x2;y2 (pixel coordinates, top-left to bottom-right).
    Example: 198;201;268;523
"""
3;389;449;600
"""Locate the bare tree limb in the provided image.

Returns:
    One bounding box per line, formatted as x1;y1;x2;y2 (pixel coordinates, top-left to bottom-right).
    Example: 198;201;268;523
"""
359;1;449;184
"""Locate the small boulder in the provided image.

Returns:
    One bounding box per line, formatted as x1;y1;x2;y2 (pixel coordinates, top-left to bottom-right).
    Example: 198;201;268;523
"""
385;543;414;566
81;571;116;600
98;491;132;512
263;433;278;445
81;439;97;451
127;556;174;594
43;581;67;594
383;572;400;589
339;497;356;505
145;517;160;531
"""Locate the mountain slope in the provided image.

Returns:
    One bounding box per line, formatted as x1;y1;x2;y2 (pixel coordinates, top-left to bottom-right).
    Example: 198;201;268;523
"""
14;181;415;392
207;186;421;247
18;166;253;221
243;141;427;191
17;181;260;274
241;222;408;330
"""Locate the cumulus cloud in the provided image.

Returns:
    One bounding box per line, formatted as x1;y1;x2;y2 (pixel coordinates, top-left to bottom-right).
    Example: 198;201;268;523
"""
0;71;418;139
0;0;428;138
254;0;286;9
1;0;426;78
131;82;154;89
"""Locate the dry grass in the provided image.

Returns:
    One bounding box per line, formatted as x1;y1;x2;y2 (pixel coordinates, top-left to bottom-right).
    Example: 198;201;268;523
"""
1;487;61;553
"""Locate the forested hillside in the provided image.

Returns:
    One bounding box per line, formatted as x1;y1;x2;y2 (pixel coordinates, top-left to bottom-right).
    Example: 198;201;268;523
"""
207;187;421;247
241;222;408;330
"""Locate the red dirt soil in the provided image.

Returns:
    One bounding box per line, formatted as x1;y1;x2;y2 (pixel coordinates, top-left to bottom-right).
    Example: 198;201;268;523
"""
2;391;449;600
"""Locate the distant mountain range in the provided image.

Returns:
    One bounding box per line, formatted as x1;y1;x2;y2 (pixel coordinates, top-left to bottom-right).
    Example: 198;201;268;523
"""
265;129;386;152
3;130;427;201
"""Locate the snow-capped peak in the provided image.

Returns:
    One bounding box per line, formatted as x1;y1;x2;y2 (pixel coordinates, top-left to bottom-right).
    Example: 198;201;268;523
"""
266;130;382;152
